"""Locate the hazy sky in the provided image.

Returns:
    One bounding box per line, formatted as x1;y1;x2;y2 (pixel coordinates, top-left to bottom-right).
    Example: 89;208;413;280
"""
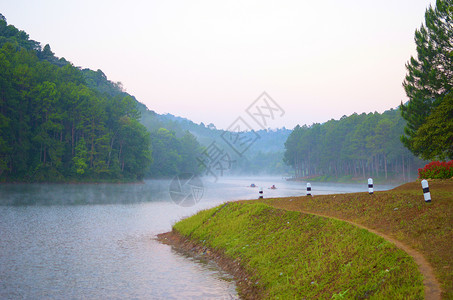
1;0;434;129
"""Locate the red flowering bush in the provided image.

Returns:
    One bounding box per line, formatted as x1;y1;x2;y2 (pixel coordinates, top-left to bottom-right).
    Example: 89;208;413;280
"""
418;161;453;179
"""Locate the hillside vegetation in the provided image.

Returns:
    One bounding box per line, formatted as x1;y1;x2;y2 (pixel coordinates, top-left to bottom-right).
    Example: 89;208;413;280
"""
169;202;424;299
139;109;293;176
0;19;152;181
0;18;203;181
261;180;453;299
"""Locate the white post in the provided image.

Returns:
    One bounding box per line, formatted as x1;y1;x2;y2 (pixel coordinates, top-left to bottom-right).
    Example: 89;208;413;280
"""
368;178;373;194
421;179;431;202
307;183;311;196
259;187;263;199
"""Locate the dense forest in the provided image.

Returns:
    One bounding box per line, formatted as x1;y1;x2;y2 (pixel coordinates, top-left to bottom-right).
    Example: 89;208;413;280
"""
0;17;203;181
2;8;446;183
0;18;151;181
141;110;292;175
0;16;290;182
82;70;205;179
284;0;453;183
283;109;426;182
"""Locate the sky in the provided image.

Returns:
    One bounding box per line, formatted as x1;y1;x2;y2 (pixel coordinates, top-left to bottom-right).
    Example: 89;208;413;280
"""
1;0;435;130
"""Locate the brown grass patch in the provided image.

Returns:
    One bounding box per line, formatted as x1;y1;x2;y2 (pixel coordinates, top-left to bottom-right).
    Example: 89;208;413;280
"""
256;179;453;299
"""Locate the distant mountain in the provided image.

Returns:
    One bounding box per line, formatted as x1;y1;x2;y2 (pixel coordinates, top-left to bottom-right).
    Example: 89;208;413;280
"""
137;106;293;175
138;107;291;152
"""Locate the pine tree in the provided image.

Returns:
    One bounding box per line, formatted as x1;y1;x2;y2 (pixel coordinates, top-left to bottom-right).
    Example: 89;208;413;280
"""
400;0;453;158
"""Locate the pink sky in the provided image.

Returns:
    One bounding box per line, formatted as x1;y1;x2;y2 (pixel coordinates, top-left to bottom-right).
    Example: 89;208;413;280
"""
1;0;435;129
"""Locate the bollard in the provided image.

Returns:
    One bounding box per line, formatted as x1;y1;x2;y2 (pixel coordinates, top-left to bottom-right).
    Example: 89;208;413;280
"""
259;187;263;199
368;178;373;194
307;183;312;196
421;179;431;202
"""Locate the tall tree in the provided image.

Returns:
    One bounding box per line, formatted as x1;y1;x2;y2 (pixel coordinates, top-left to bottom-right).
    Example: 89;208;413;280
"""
412;93;453;160
400;0;453;159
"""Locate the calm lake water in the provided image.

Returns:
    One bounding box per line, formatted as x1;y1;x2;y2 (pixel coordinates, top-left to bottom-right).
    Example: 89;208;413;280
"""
0;176;396;299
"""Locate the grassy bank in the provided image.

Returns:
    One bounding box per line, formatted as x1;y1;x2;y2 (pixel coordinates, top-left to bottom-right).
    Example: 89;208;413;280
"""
288;174;410;185
259;179;453;299
171;202;424;299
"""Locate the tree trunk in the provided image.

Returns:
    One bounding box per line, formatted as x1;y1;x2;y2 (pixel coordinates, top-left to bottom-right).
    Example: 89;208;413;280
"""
107;135;115;168
402;155;406;182
118;140;123;169
71;121;75;156
90;136;94;168
375;155;379;177
43;146;47;165
362;160;365;179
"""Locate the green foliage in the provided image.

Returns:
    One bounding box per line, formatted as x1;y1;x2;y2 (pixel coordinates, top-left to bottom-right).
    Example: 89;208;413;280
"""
0;18;40;51
73;138;88;175
284;110;424;181
139;108;292;175
401;0;453;159
174;202;424;299
147;128;202;177
411;93;453;160
0;20;152;182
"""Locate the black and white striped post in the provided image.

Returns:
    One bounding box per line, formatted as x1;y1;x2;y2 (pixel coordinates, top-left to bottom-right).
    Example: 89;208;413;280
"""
259;187;263;199
306;183;312;196
421;179;431;202
368;178;373;194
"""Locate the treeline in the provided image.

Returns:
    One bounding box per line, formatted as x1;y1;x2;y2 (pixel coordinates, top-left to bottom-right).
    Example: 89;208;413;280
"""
284;109;426;182
139;109;292;175
0;17;205;182
81;68;205;179
147;128;203;177
0;19;153;181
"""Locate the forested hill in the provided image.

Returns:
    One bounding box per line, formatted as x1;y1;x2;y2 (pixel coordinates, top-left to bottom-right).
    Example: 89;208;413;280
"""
5;16;422;182
138;108;293;175
0;16;293;181
139;109;291;153
284;109;427;182
0;17;156;182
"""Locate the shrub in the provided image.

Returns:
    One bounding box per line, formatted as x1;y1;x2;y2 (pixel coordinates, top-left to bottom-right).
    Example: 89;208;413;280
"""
418;161;453;179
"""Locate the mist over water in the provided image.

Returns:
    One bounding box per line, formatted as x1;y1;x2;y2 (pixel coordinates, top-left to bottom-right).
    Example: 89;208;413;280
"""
0;177;396;299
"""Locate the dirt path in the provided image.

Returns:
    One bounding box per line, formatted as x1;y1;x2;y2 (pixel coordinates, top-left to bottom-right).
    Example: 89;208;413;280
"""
288;210;442;300
160;204;442;299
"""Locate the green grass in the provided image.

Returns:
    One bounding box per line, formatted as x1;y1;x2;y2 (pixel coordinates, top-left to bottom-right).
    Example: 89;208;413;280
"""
263;180;453;299
173;202;424;299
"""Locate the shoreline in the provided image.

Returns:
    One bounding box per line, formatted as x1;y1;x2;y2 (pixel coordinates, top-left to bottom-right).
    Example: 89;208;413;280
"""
157;230;264;299
0;180;146;185
285;176;411;185
158;180;452;299
157;214;438;300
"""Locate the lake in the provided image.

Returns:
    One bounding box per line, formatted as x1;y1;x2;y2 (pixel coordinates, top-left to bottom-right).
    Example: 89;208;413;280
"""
0;176;396;299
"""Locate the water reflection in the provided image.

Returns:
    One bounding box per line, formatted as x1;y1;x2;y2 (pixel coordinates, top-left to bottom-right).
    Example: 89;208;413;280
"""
0;180;171;206
0;201;238;299
0;177;396;299
0;176;397;206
